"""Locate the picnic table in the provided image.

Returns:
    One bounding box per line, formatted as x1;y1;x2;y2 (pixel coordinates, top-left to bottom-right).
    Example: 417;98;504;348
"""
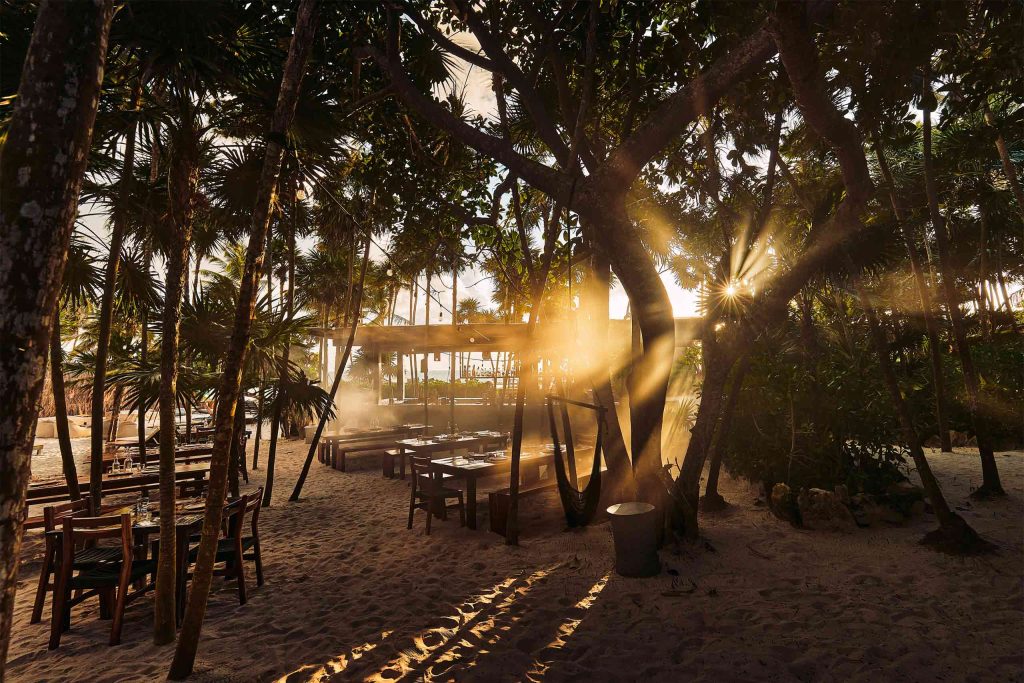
28;462;211;506
427;450;553;530
394;431;507;480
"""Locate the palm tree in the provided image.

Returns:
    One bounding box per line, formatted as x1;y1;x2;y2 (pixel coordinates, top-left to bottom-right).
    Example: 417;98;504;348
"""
50;238;103;500
170;2;320;675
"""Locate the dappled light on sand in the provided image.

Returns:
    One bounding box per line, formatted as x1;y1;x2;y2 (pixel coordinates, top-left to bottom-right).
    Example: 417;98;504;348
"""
275;632;394;683
363;566;557;682
528;573;610;678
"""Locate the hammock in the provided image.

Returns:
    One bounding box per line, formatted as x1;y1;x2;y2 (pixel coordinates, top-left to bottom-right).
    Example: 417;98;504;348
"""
545;394;605;527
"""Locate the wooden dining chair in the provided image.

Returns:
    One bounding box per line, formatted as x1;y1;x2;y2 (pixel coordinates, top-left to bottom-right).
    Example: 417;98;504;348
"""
186;487;263;605
49;514;156;649
31;498;122;624
407;456;465;535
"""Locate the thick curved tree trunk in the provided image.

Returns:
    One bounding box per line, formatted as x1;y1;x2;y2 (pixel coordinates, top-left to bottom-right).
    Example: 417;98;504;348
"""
581;197;674;506
89;81;141;509
872;135;951;452
921;80;1004;498
0;1;113;672
51;321;81;500
169;3;319;675
154;120;201;646
582;248;635;503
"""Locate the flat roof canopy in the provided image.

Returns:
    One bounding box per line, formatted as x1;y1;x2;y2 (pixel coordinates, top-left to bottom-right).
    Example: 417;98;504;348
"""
317;318;702;354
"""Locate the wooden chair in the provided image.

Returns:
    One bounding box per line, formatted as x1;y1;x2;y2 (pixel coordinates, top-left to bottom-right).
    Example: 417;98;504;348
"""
49;514;155;649
186;487;264;605
407;456;465;535
31;498;121;624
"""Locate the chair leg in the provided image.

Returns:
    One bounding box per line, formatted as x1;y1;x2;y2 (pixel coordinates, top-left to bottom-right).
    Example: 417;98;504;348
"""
458;494;466;527
48;569;69;650
407;494;417;530
32;539;55;624
110;577;130;646
424;502;432;536
253;540;264;587
98;589;112;620
236;556;248;605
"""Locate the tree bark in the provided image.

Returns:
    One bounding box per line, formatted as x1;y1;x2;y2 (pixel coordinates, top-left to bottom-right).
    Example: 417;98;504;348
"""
921;77;1004;497
51;320;81;500
0;1;113;671
89;78;141;509
872;134;952;451
154;116;201;646
169;3;318;673
137;301;149;464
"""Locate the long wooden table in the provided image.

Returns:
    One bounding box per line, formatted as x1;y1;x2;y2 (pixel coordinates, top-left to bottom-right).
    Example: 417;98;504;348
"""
427;451;553;530
395;432;507;479
28;462;211;506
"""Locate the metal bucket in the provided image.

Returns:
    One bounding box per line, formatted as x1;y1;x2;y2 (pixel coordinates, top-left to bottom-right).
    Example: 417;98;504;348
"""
607;502;660;577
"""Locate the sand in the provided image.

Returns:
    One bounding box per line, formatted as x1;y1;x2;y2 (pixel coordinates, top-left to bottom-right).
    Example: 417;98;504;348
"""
5;439;1023;682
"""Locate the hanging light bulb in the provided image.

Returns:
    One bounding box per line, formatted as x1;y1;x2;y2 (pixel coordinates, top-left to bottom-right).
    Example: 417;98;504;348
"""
386;267;394;277
295;187;307;201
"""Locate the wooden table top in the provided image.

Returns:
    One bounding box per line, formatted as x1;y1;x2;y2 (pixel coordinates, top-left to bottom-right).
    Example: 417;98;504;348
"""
429;451;551;478
323;424;427;442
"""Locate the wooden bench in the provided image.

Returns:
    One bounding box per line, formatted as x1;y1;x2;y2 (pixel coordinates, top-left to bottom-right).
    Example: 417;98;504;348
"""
487;481;559;536
331;441;400;473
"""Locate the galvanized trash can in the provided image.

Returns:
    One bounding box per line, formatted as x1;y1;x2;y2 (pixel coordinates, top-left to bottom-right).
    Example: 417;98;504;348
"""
607;502;660;577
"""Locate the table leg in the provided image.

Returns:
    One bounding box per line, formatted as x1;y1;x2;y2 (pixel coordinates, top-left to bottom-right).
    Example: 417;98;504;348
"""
466;477;478;530
399;447;406;480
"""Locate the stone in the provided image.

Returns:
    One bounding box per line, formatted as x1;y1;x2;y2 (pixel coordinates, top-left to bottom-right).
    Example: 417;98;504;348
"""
834;484;851;505
797;487;857;532
769;483;800;526
884;481;926;517
849;493;906;527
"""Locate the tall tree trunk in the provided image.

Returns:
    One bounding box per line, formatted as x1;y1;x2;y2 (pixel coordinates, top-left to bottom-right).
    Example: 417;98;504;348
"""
855;277;991;554
582;197;674;506
252;375;264;469
51;320;81;500
90;77;141;509
921;77;1004;498
581;245;635;503
137;303;150;464
702;352;751;509
228;393;244;499
169;4;318;674
291;235;371;501
872;134;952;451
154;117;201;646
0;1;112;671
263;183;299;506
505;205;560;545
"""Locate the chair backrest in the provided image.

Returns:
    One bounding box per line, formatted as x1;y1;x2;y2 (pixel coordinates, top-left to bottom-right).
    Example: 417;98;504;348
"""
44;497;93;533
60;514;132;568
409;456;437;493
245;488;263;538
222;495;249;540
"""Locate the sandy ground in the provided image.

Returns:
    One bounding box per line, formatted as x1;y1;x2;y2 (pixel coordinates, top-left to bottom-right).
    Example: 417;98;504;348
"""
6;439;1023;682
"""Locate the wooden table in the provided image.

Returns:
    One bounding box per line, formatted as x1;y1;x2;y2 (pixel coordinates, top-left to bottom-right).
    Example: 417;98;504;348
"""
424;450;549;530
395;432;507;480
28;463;211;506
46;510;203;623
